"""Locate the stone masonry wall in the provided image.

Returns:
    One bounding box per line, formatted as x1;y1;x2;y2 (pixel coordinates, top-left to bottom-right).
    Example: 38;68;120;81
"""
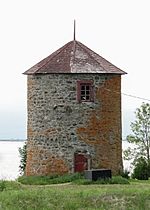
26;73;123;176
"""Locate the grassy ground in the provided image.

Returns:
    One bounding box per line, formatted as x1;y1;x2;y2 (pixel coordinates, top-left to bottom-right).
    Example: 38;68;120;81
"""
0;180;150;210
17;174;130;185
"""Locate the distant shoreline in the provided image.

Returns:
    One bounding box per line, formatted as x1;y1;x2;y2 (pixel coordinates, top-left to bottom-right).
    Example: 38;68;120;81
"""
0;139;26;142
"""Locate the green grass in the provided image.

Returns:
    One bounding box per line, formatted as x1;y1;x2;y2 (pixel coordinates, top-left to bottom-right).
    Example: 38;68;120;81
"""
130;178;150;184
0;181;150;210
18;173;82;185
18;173;130;185
73;176;130;185
0;180;22;191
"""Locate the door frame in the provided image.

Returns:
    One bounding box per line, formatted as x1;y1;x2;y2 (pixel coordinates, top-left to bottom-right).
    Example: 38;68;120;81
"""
74;152;91;173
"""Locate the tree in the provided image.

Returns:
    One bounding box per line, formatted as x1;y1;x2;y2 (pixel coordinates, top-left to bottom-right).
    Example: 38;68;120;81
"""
124;102;150;165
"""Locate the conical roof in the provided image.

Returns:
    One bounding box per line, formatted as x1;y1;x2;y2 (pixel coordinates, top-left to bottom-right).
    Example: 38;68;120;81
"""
23;40;126;75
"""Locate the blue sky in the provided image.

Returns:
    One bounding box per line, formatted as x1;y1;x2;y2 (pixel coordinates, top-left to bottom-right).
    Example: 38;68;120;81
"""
0;0;150;139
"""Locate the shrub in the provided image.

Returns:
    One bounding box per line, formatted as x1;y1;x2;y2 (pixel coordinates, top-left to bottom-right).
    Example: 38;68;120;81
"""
0;180;6;192
132;157;149;180
121;169;130;179
109;176;130;184
18;141;27;175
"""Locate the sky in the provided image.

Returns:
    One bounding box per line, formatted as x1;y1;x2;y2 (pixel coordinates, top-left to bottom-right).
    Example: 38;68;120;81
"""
0;0;150;139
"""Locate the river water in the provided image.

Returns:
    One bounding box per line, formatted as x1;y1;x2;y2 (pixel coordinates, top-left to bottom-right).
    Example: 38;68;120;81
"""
0;141;25;180
0;140;130;180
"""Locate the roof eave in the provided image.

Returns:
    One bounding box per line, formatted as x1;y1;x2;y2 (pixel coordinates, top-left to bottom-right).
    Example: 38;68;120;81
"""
23;71;127;75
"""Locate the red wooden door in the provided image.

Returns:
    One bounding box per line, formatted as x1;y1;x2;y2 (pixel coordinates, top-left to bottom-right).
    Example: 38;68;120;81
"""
74;154;88;172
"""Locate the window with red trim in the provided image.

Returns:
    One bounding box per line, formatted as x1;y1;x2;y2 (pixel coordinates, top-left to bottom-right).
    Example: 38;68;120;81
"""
77;80;94;102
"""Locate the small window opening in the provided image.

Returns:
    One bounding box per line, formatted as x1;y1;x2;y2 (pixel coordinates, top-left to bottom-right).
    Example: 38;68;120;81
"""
77;80;94;102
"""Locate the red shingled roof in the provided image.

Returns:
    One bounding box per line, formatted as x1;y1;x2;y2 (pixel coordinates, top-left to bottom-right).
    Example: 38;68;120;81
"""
23;40;126;75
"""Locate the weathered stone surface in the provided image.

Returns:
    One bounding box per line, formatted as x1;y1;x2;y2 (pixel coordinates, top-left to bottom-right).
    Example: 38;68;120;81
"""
26;73;123;176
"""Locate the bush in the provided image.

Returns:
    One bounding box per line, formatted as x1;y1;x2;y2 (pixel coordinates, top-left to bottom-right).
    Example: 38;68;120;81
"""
18;141;27;175
121;169;130;179
0;180;6;192
109;176;130;184
132;157;150;180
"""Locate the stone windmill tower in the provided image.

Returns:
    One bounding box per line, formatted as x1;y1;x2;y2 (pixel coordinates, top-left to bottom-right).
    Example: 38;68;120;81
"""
23;24;126;176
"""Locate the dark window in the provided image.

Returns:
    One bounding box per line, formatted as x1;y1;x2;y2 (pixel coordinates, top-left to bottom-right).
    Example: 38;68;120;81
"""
77;80;94;102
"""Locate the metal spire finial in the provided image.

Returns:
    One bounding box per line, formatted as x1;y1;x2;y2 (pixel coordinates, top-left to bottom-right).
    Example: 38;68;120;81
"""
73;20;76;40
